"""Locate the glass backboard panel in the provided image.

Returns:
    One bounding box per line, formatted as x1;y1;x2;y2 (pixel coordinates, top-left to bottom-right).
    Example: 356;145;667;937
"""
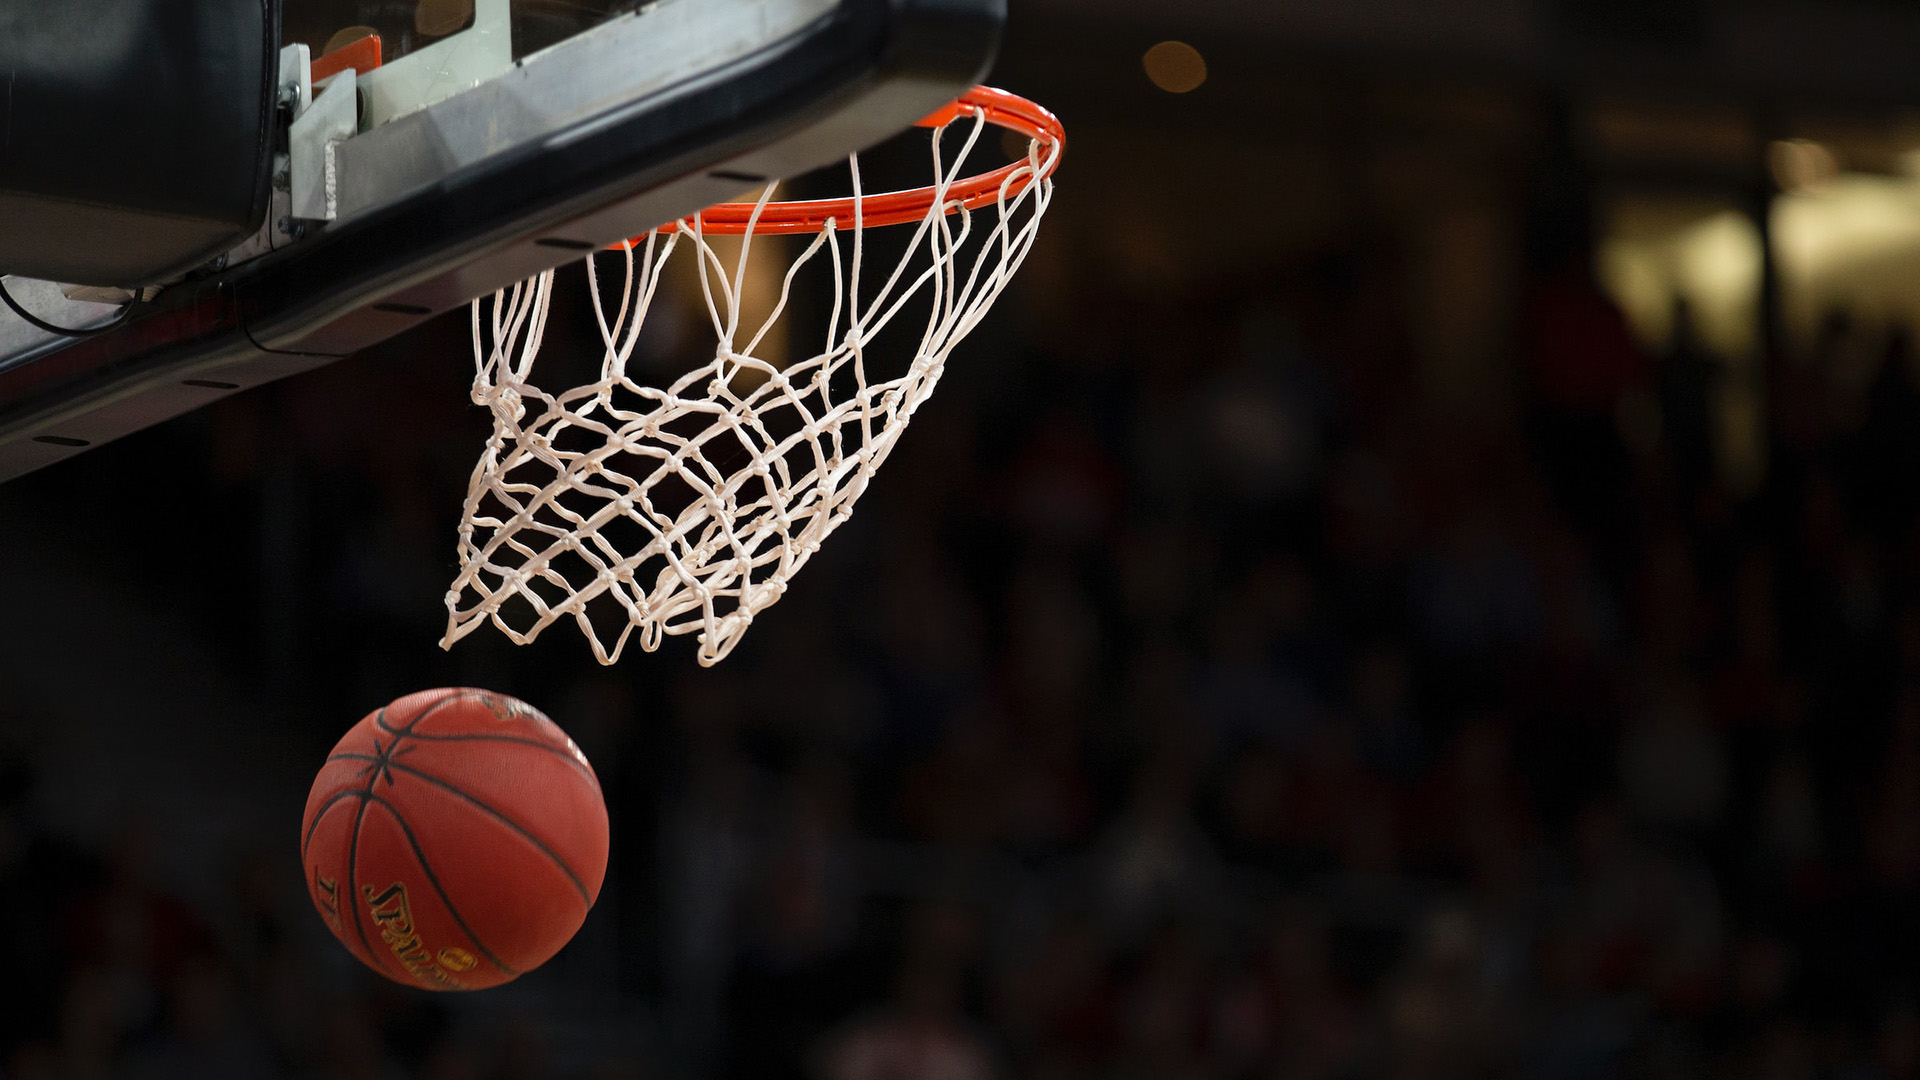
282;0;639;65
511;0;645;58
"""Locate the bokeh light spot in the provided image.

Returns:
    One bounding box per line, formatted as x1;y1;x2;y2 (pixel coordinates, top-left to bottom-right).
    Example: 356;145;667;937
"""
1769;139;1839;196
1143;41;1207;94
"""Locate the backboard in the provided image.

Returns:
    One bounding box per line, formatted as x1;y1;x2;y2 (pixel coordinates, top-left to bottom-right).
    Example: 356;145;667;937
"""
0;0;1003;481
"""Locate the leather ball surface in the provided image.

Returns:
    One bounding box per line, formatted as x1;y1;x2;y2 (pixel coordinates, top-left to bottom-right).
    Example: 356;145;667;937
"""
301;688;609;990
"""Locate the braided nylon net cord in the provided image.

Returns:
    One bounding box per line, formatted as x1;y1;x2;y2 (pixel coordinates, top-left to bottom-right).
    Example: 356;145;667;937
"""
442;106;1055;665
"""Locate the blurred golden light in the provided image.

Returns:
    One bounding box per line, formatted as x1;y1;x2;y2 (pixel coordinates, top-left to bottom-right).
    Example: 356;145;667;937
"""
1769;139;1839;195
1143;41;1207;94
1599;206;1763;357
1773;174;1920;340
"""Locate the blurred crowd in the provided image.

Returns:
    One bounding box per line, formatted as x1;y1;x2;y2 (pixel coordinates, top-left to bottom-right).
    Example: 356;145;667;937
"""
6;186;1920;1080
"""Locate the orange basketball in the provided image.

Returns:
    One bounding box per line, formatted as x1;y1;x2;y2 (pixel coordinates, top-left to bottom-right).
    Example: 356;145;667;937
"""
300;688;610;990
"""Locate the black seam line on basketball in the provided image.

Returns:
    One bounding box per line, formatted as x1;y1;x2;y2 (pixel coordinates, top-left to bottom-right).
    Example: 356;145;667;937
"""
328;752;380;781
362;792;520;977
380;731;596;781
376;690;494;736
303;788;369;860
340;739;396;784
379;759;592;903
345;797;385;976
371;693;459;737
374;735;399;788
366;691;597;787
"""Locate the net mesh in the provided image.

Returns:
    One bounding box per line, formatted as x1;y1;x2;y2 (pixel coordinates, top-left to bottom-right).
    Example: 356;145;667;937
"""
441;111;1054;665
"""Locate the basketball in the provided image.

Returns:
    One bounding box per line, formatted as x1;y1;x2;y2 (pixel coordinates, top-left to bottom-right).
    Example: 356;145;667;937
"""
300;688;609;991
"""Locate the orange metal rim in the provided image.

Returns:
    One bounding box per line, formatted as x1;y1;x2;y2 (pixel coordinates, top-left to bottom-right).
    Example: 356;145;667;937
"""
630;86;1065;241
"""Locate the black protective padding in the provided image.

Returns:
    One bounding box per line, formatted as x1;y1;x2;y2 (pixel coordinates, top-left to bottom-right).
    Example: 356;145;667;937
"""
0;0;279;287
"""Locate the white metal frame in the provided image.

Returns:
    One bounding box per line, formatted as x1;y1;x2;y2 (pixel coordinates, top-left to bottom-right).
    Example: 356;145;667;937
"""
358;0;515;128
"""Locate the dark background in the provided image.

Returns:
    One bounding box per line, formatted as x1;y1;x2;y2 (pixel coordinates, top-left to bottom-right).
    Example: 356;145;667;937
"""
7;1;1920;1077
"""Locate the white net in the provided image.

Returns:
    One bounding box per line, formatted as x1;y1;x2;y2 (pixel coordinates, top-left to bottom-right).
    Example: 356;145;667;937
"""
441;109;1055;665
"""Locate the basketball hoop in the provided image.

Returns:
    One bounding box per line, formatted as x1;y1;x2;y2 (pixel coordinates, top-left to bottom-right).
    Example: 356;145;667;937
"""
442;86;1063;665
